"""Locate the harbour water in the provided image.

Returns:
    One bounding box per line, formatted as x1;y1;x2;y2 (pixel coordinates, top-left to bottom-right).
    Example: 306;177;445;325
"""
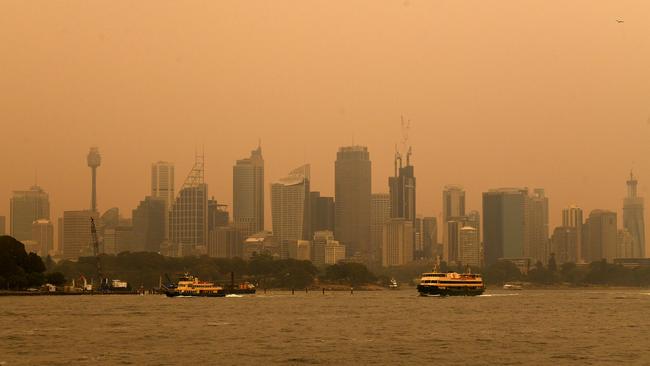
2;289;649;365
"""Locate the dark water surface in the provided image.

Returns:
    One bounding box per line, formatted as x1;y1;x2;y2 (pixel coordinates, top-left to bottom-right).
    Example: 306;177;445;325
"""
1;289;650;365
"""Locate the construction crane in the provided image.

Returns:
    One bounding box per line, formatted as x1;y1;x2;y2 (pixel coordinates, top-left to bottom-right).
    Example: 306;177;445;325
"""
90;217;104;291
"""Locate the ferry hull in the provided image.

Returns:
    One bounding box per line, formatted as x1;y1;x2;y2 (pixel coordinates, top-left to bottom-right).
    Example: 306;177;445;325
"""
165;291;225;298
417;285;484;297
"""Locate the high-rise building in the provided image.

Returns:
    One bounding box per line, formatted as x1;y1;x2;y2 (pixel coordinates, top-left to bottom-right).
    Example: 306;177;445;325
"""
482;188;529;265
617;229;634;258
528;188;549;263
442;185;465;261
335;146;371;261
62;210;97;259
325;240;346;265
459;226;480;267
103;226;134;254
10;186;50;242
371;193;391;264
271;164;311;259
151;161;175;239
562;205;583;262
169;155;208;256
208;199;230;231
422;217;438;259
551;226;578;264
132;196;166;253
381;218;414;266
389;151;416;223
87;147;101;212
208;226;243;258
0;216;5;235
288;240;311;261
312;230;334;266
623;172;645;258
309;192;335;234
31;219;54;257
233;145;264;235
446;220;463;263
583;210;617;262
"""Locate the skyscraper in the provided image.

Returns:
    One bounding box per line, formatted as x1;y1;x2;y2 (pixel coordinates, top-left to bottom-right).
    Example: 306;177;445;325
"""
132;196;166;253
208;226;243;258
623;172;645;258
312;230;334;266
233;144;264;236
31;219;54;257
271;164;311;259
151;161;175;239
389;151;416;223
551;226;578;264
442;185;465;261
62;210;97;259
87;147;101;212
10;186;50;242
422;217;438;259
583;210;617;262
335;146;371;261
169;155;208;256
482;188;529;265
528;188;549;263
381;218;414;266
309;192;335;234
459;226;480;267
562;205;583;262
371;193;391;264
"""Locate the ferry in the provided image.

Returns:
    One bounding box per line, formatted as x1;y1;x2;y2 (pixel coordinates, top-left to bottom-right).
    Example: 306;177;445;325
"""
417;270;485;297
388;278;399;289
164;274;225;298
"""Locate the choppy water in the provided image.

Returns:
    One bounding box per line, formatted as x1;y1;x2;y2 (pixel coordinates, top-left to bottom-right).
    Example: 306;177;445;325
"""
2;289;650;365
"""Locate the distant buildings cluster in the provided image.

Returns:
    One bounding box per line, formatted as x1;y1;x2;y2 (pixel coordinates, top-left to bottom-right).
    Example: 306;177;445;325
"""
2;144;647;269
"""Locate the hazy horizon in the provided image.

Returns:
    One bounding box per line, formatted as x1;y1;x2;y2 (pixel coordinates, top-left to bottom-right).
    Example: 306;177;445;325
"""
2;1;649;252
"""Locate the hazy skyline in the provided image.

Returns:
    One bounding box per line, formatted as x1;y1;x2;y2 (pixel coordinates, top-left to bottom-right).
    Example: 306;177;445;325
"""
2;1;649;249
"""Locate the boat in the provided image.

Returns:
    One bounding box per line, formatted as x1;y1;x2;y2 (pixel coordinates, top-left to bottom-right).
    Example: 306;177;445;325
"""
222;272;256;295
164;274;225;298
388;278;399;289
503;282;523;290
416;269;485;297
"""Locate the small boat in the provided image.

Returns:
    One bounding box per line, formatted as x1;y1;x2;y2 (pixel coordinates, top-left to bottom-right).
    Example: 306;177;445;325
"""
503;282;523;290
416;267;485;297
222;272;256;295
164;274;225;298
388;278;399;289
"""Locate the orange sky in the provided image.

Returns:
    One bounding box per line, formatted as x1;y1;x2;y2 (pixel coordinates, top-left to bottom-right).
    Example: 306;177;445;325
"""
1;1;649;251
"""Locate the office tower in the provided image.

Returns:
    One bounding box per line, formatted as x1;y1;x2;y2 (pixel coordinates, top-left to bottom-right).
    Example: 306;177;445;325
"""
208;198;230;231
103;226;134;254
623;172;645;258
325;240;346;265
459;226;480;267
583;210;617;262
414;217;423;259
271;164;311;259
371;193;391;264
132;196;166;253
562;205;583;261
422;217;438;259
389;150;416;223
446;220;463;263
101;207;120;230
381;218;414;266
87;147;101;212
10;186;50;242
62;210;97;259
233;145;264;235
31;219;54;257
169;155;208;256
151;161;175;208
551;226;578;264
208;226;243;258
288;240;311;260
528;189;549;263
442;185;465;261
312;230;334;266
335;146;371;261
0;216;5;235
617;229;634;258
310;192;335;234
242;231;277;260
482;188;529;265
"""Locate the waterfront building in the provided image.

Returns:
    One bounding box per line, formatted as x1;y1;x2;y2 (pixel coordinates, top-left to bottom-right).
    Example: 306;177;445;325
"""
288;240;311;261
583;210;617;262
132;196;166;253
324;239;346;265
551;226;578;264
381;218;414;267
169;155;208;256
528;189;549;263
623;172;645;258
62;210;98;259
562;205;583;262
208;226;243;258
10;185;50;242
335;145;371;261
370;193;391;264
241;231;277;260
459;226;480;267
151;161;175;238
233;145;264;236
31;219;54;257
482;188;529;265
310;192;335;234
617;229;634;258
271;164;311;259
312;230;334;266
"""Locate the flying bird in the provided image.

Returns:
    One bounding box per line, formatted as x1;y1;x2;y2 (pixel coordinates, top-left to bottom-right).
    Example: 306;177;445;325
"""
616;19;625;23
